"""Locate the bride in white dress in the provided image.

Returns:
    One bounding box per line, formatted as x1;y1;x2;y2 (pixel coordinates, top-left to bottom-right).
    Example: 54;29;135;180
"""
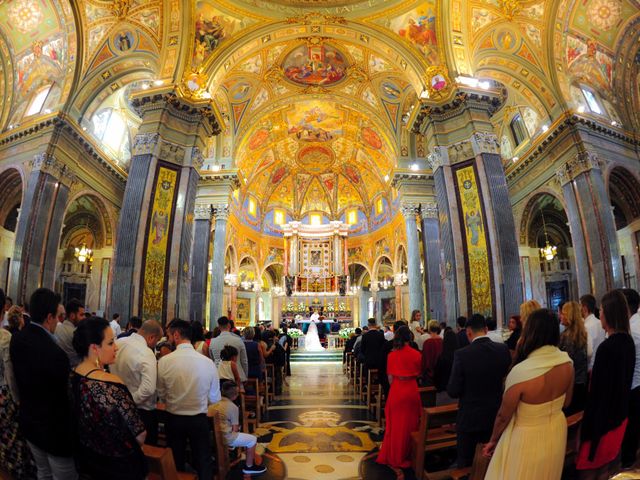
305;313;324;352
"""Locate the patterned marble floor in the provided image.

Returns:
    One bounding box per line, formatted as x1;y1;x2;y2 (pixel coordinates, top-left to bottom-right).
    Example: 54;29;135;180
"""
225;357;418;480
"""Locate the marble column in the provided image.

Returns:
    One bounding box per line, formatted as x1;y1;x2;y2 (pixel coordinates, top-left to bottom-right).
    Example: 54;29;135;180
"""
190;203;212;324
209;204;229;324
420;202;445;323
9;153;75;302
401;203;425;318
110;88;221;323
556;152;622;298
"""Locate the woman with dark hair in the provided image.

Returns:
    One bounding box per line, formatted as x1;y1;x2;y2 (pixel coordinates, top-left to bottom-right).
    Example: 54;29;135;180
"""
576;290;636;480
505;315;522;351
421;320;443;385
191;321;209;357
434;329;459;395
243;326;264;380
559;301;589;415
484;309;573;479
377;325;422;469
218;345;245;391
71;317;147;480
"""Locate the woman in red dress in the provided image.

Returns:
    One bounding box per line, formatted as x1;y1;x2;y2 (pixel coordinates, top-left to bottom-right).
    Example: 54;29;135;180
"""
377;325;422;469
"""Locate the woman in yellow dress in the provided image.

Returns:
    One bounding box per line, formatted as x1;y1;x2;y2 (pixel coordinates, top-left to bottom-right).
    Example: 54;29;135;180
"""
483;308;574;480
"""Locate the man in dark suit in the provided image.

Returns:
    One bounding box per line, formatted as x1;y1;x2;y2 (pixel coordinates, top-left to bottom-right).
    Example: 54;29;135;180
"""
447;313;511;468
360;318;386;372
10;288;78;479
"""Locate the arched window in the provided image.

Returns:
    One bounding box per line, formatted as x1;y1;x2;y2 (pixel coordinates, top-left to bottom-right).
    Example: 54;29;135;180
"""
91;109;131;161
24;85;52;117
580;87;603;115
510;114;528;147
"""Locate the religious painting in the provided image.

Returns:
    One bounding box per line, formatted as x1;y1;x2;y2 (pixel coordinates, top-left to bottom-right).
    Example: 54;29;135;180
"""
8;0;45;33
114;31;134;51
381;297;396;324
454;164;493;316
248;128;270;150
310;250;322;266
236;298;251;323
380;81;401;101
389;5;438;62
369;54;390;73
296;145;335;173
271;165;288;184
193;3;241;66
282;44;347;86
471;8;498;32
16;36;65;97
228;81;252;101
343;165;360;184
495;29;517;51
362;127;383;150
286;101;344;142
142;166;179;321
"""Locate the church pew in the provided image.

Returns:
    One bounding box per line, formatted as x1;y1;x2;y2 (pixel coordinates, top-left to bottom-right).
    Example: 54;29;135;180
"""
210;411;244;480
564;411;583;471
410;404;459;478
421;443;490;480
366;369;380;413
265;364;276;404
344;351;353;376
143;444;197;480
419;386;437;408
240;379;262;433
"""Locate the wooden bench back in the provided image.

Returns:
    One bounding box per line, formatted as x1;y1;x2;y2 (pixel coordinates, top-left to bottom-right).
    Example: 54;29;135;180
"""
418;386;437;407
425;403;458;429
211;412;230;478
143;444;197;480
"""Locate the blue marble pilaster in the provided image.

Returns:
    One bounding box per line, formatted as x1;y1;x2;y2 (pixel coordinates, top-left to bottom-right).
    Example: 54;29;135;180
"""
420;203;445;323
433;167;458;322
110;153;154;320
480;152;523;320
175;167;199;320
360;290;369;326
209;205;229;324
9;154;74;302
401;203;425;318
190;205;212;324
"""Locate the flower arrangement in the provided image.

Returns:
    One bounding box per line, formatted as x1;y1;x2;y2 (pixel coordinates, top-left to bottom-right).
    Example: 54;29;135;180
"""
287;328;304;338
338;302;346;312
339;327;356;339
296;302;307;313
326;303;335;312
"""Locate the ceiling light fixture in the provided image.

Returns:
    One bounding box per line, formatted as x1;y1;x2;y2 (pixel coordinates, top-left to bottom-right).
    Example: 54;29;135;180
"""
541;124;549;132
539;209;557;261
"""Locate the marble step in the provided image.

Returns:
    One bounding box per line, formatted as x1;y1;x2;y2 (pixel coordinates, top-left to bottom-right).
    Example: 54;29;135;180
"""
290;351;342;362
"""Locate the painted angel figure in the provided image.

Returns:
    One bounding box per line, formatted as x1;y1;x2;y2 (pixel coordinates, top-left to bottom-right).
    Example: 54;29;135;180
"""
152;210;168;245
465;210;483;246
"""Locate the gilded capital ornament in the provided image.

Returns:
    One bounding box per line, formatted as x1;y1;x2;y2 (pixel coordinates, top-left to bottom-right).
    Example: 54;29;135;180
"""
400;203;421;219
194;204;213;221
212;204;230;221
420;202;438;219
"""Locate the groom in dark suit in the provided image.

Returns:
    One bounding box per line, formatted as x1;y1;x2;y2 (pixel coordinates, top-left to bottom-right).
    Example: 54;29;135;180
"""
447;313;511;467
10;288;78;478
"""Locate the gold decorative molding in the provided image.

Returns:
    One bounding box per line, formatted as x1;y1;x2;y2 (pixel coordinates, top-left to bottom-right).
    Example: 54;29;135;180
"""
499;0;522;20
285;13;347;25
423;65;453;102
110;0;132;19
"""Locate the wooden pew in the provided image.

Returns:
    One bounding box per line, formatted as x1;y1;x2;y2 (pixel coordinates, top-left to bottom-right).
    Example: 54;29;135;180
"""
143;445;197;480
410;404;459;478
419;386;437;408
366;369;380;414
210;411;244;479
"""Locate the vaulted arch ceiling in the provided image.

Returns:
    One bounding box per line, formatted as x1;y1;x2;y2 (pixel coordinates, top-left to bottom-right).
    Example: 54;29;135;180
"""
0;0;77;129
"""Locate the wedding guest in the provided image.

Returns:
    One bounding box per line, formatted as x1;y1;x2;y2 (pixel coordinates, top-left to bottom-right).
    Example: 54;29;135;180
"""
157;341;173;358
10;288;78;479
158;319;220;480
505;315;522;351
484;309;573;479
243;327;264;380
279;326;293;376
581;294;604;370
486;317;504;343
210;316;248;378
71;317;147;479
361;318;386;370
383;326;394;341
209;381;267;475
111;320;163;445
447;313;511;467
117;316;142;339
191;321;209;357
218;345;246;392
409;310;423;334
0;289;36;478
0;295;12;328
434;329;459;397
558;301;589;415
5;305;24;335
456;316;469;348
110;313;122;337
577;290;635;479
421;320;443;385
54;298;85;367
621;288;640;468
520;299;541;327
377;326;422;468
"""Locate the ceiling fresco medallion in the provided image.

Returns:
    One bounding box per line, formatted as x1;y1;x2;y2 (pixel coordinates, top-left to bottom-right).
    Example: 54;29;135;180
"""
296;144;335;174
283;43;348;86
8;0;44;34
286;102;343;142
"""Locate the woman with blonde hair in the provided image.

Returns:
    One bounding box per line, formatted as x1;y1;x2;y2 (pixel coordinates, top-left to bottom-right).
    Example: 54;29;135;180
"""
520;300;541;326
559;301;590;414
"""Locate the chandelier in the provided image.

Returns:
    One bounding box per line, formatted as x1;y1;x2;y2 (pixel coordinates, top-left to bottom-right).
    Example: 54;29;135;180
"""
539;209;557;261
74;243;93;264
378;278;392;290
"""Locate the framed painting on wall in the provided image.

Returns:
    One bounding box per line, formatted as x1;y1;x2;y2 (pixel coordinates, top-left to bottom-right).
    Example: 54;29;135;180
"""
381;297;396;325
236;297;251;326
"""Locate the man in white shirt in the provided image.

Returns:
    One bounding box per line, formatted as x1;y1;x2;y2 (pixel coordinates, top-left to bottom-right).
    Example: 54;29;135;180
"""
621;289;640;468
209;316;249;378
486;317;504;344
111;319;162;445
54;299;84;367
581;294;604;370
110;313;122;337
383;326;394;341
158;319;219;480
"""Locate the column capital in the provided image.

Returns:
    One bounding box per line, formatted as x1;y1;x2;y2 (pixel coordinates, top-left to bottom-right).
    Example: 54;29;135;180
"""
426;146;448;171
194;203;213;221
212;204;230;221
555;151;601;186
470;132;500;156
400;202;421;219
420;202;438;219
31;153;76;188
